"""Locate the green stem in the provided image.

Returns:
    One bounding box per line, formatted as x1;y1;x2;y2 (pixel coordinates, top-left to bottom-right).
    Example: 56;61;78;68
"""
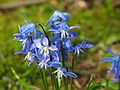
60;40;68;90
118;76;120;90
70;54;75;90
86;74;94;90
41;69;48;90
40;70;45;90
50;68;60;90
54;75;60;90
49;68;54;90
105;79;109;88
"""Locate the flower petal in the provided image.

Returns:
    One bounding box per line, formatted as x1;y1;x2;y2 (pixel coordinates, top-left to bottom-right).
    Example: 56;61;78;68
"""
100;57;113;62
46;10;66;24
65;40;72;49
50;34;60;43
68;32;78;38
33;39;42;49
20;23;36;34
41;36;49;46
65;72;78;78
69;25;80;30
81;39;88;48
49;45;58;51
83;44;94;48
107;48;116;56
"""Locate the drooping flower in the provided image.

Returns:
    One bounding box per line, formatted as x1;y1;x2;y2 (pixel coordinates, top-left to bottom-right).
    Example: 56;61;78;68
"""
15;36;33;54
74;39;94;56
24;52;38;66
46;10;70;24
65;39;94;56
52;66;77;86
49;22;79;40
13;20;43;54
53;66;78;79
13;21;36;41
32;52;61;69
100;48;120;82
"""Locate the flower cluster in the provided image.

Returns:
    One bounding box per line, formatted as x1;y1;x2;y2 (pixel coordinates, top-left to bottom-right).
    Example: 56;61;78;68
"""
13;10;93;83
100;48;120;82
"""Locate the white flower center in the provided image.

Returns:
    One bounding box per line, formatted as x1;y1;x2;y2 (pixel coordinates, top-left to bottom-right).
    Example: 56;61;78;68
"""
61;30;68;39
44;46;49;54
24;52;33;61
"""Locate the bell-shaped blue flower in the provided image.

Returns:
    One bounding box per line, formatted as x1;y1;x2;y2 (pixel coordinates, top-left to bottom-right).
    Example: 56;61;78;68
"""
74;39;94;56
53;66;78;79
46;10;70;24
100;48;120;82
49;22;79;40
33;36;58;57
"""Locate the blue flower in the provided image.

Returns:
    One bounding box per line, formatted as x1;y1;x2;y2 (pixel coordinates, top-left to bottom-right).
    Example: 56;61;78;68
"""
24;52;39;66
46;10;70;24
37;55;50;69
31;52;61;69
74;39;94;56
100;48;120;82
33;36;58;57
18;23;36;35
53;66;78;79
65;39;93;56
13;21;43;54
13;20;42;41
49;22;79;39
15;36;33;54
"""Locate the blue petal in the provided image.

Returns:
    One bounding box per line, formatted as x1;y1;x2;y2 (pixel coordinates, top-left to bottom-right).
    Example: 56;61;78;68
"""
48;29;60;33
74;44;81;50
81;39;88;48
41;36;49;46
112;77;118;83
63;12;70;20
55;39;61;49
49;45;58;51
65;72;78;78
107;48;116;56
35;30;43;36
50;34;60;43
48;60;61;67
68;32;78;38
65;40;72;49
59;22;69;31
46;10;66;24
83;44;94;48
28;59;35;66
100;57;113;62
48;29;57;32
15;50;27;54
33;39;42;49
30;43;36;50
63;51;69;61
52;52;60;61
20;23;36;34
13;33;27;41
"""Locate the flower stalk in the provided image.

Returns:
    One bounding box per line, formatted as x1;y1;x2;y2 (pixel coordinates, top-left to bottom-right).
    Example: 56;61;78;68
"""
70;54;75;90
